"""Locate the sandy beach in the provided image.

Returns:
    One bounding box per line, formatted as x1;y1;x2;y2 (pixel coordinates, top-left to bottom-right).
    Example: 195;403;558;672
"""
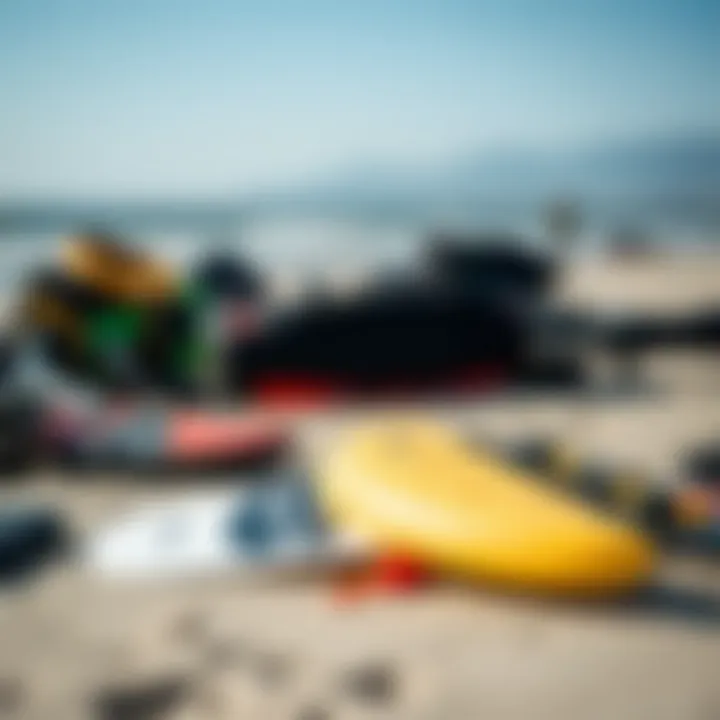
1;253;720;720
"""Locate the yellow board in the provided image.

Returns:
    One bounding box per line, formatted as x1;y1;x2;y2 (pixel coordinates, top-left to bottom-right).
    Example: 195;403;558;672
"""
315;419;655;597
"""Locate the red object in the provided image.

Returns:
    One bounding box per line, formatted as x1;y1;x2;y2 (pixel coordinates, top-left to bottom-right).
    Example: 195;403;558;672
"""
373;553;431;592
252;377;346;409
252;363;508;408
332;552;432;606
167;411;286;462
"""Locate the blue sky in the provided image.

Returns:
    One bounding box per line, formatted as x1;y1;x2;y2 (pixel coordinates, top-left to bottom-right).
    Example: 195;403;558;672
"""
1;0;718;198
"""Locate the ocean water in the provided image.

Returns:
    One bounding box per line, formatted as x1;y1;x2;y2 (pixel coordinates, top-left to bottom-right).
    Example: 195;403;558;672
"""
0;208;716;297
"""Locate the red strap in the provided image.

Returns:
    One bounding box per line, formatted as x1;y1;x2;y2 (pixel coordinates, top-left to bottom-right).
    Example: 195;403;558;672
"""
332;552;432;606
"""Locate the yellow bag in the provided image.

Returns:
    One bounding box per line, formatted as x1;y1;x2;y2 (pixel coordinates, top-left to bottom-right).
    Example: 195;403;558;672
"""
60;233;178;303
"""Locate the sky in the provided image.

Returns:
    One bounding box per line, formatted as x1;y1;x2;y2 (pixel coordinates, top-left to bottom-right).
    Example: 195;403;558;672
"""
0;0;718;199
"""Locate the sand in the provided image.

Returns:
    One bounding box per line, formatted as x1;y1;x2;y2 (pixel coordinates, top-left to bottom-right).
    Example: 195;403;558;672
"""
1;253;720;720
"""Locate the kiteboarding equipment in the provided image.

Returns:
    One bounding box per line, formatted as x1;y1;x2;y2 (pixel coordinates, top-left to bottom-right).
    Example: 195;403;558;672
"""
88;478;367;579
506;438;720;553
314;419;655;597
58;230;178;303
43;404;287;473
13;232;720;404
423;233;556;299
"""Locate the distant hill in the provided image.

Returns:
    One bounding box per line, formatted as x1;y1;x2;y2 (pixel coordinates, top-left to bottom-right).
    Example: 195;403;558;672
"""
246;134;720;231
2;135;719;233
280;135;720;201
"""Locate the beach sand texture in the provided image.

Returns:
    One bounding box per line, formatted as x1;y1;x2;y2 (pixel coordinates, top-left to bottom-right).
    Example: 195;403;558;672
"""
0;254;720;720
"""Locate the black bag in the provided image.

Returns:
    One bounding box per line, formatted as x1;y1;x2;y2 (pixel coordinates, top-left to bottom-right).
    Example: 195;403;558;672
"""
424;233;556;300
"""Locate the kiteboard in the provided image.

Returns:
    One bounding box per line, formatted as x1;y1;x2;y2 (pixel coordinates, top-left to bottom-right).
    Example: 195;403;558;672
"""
314;418;655;597
88;477;368;579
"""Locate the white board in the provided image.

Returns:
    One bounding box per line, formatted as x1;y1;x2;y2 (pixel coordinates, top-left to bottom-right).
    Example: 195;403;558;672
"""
87;479;368;579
